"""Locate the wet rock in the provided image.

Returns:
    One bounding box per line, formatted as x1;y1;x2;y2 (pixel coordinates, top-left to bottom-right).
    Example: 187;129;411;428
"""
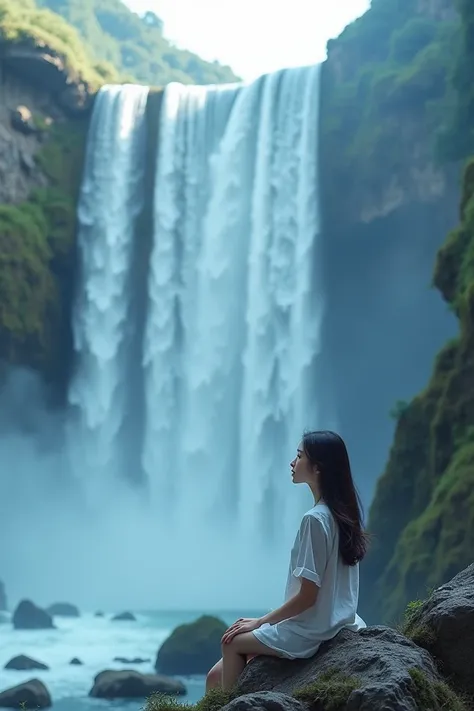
70;658;83;665
89;670;186;699
12;600;54;630
4;655;49;671
155;614;226;675
0;580;6;611
112;611;136;622
0;679;51;709
46;602;80;617
114;657;150;664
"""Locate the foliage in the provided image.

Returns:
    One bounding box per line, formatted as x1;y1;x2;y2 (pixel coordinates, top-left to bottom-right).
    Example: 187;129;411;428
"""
294;669;361;711
0;0;118;89
362;159;474;623
0;120;87;381
145;688;233;711
321;1;460;207
35;0;238;86
438;0;474;159
389;399;410;420
408;668;467;711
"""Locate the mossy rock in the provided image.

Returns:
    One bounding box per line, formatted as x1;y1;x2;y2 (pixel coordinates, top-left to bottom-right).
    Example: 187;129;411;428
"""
155;615;227;675
145;688;232;711
294;669;361;711
0;118;87;387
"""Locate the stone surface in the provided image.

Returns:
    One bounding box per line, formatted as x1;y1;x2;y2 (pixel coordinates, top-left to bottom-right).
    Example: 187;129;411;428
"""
238;627;442;711
70;658;83;665
0;580;6;611
12;600;55;630
223;692;306;711
89;670;186;699
404;562;474;696
46;602;80;617
0;679;51;709
3;40;93;116
112;611;136;622
4;655;49;671
155;614;227;675
10;105;36;135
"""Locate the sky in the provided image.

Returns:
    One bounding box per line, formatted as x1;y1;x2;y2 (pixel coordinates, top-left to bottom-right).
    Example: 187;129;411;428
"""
125;0;371;81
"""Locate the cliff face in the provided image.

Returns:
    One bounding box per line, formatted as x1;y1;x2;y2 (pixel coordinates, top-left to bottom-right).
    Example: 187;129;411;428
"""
318;0;459;504
361;161;474;624
0;40;90;392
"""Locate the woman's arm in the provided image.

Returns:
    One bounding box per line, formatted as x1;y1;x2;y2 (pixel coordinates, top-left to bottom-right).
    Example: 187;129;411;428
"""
259;578;319;626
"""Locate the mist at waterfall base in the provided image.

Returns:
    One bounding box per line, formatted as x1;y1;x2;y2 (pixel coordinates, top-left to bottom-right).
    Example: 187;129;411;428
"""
0;65;324;616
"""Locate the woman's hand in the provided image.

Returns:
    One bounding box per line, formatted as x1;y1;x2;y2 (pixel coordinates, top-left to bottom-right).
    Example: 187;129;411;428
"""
221;617;263;644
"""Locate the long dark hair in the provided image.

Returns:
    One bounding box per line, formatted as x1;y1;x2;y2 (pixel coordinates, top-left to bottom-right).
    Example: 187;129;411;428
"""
302;430;368;565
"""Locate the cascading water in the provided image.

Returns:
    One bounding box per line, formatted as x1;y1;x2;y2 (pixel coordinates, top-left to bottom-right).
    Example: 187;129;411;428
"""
143;66;323;547
0;65;324;608
68;84;149;500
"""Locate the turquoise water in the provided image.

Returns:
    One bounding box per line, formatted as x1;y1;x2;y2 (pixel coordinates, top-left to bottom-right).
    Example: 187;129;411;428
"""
0;609;264;710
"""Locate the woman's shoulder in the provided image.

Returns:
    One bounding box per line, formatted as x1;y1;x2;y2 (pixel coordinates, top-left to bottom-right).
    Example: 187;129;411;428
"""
301;503;336;535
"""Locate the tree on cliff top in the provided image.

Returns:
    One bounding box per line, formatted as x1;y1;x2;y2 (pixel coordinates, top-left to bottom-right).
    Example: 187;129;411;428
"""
35;0;239;86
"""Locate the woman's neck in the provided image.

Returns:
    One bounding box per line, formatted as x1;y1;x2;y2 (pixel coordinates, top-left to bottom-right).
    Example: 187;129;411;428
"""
308;482;322;506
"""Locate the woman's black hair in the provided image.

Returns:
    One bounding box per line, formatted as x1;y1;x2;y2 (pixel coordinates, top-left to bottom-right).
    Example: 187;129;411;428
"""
302;430;368;565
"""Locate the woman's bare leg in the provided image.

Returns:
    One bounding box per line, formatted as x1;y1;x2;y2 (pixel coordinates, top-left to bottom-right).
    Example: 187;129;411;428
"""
221;633;282;692
206;658;223;692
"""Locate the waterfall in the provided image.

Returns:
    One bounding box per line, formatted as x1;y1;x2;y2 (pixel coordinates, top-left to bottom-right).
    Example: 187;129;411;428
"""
61;65;324;606
68;85;149;498
143;66;323;544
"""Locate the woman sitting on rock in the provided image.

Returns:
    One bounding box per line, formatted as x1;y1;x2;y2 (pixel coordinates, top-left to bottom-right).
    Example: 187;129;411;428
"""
207;430;369;692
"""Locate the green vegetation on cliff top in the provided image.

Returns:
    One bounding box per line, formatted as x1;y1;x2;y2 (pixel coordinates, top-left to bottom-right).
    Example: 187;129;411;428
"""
321;0;459;201
35;0;238;86
0;0;118;89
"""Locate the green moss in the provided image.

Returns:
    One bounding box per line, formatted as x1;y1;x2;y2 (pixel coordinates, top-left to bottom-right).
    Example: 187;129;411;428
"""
0;0;118;90
0;117;87;384
35;0;238;86
293;669;362;711
362;158;474;623
408;668;467;711
145;688;233;711
320;3;459;210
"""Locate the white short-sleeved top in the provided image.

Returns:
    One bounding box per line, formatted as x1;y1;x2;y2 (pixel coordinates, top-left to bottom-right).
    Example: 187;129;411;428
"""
253;502;366;659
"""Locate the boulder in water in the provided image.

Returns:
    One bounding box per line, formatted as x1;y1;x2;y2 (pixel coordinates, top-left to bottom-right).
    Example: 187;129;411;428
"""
114;657;150;664
46;602;80;617
155;614;227;675
0;679;51;709
12;600;54;630
70;658;83;665
0;580;6;611
112;611;136;622
89;670;186;699
4;655;49;671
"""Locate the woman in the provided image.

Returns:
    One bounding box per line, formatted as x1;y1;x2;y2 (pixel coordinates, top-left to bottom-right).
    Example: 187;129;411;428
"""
207;430;368;692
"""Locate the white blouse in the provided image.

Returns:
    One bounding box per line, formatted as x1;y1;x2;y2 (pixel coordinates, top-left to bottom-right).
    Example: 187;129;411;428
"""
253;502;365;659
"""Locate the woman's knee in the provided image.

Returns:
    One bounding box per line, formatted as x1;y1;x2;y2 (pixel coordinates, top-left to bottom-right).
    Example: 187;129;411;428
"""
206;658;223;690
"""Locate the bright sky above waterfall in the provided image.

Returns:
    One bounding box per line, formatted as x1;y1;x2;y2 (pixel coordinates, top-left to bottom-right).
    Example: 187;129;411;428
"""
125;0;371;81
